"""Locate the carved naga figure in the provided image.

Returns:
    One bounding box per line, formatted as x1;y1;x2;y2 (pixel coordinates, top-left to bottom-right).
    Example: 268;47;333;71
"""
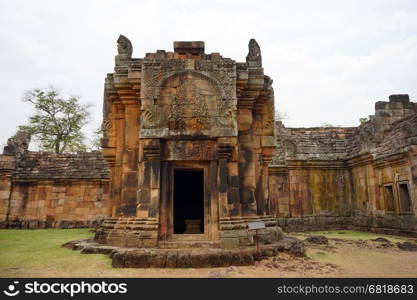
3;131;31;160
246;38;262;67
115;35;133;66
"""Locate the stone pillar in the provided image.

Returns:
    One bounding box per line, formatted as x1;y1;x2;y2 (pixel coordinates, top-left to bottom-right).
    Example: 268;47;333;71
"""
107;164;116;217
407;145;417;215
228;160;241;217
137;140;161;219
217;143;234;217
261;149;274;216
237;107;257;216
158;161;170;241
113;103;124;216
120;97;139;216
253;103;265;216
209;160;219;240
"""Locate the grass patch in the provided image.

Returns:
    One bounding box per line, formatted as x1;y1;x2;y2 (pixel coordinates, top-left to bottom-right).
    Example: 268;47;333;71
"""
1;229;416;277
0;229;112;277
293;230;412;243
297;230;417;277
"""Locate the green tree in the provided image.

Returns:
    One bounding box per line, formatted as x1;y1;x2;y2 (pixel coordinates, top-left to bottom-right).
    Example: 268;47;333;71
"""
359;117;369;125
20;86;91;154
320;122;334;128
89;126;103;151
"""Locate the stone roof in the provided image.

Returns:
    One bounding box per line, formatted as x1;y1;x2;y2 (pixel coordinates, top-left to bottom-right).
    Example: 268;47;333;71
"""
271;100;417;165
372;114;417;159
13;151;110;180
279;126;355;161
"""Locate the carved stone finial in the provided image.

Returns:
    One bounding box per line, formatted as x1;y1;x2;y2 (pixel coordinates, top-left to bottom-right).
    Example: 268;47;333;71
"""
117;35;132;56
246;38;262;67
3;131;31;160
115;35;132;67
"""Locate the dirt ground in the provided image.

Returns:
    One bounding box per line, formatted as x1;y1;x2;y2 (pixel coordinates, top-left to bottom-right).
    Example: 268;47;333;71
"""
1;229;417;277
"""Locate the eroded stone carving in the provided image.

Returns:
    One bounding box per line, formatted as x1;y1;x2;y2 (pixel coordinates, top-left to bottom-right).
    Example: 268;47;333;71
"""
166;140;214;160
115;35;133;66
117;35;132;56
3;131;31;160
101;119;112;131
217;101;235;127
214;70;235;100
141;106;162;129
143;70;164;99
246;38;262;67
168;80;210;131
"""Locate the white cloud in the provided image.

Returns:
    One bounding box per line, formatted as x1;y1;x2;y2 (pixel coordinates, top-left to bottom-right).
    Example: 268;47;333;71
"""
0;0;416;146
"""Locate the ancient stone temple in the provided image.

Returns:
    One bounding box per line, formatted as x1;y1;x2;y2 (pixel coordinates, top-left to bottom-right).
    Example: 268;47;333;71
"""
96;37;280;248
1;37;416;258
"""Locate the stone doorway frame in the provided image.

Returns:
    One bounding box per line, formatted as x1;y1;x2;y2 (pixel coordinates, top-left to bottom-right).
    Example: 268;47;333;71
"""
158;160;219;242
170;162;209;240
172;167;205;235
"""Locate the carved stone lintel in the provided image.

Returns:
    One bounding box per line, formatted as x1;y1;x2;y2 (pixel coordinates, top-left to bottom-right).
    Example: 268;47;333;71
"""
166;140;214;161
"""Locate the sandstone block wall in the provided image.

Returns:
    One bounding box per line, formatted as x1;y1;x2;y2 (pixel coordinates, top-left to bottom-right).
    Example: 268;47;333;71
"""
269;95;417;235
1;95;416;235
0;134;110;228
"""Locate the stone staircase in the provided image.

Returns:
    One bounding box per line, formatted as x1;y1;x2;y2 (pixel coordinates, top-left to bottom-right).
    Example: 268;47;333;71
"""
159;234;220;249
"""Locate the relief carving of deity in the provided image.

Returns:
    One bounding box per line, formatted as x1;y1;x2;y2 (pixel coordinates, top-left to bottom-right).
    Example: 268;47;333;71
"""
168;81;210;131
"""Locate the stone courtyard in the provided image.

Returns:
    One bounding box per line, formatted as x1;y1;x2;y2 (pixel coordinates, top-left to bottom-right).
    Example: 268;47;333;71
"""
0;37;416;267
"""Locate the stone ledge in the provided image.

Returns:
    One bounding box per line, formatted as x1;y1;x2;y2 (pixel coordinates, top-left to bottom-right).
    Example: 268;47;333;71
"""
0;220;102;229
62;236;304;268
277;215;417;238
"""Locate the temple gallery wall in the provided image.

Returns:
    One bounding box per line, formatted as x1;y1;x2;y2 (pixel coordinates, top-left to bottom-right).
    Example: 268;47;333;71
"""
0;38;416;248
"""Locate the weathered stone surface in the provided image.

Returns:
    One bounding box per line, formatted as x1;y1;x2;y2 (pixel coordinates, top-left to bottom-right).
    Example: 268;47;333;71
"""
306;236;329;245
111;252;125;268
1;38;416;259
396;242;417;251
177;252;191;268
270;95;417;224
165;252;178;268
189;252;208;268
279;237;305;257
0;136;110;227
64;237;304;268
96;38;279;249
124;251;151;268
372;237;391;243
277;216;417;238
149;252;167;268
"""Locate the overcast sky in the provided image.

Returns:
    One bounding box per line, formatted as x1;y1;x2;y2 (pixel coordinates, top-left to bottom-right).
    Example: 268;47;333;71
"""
1;0;416;149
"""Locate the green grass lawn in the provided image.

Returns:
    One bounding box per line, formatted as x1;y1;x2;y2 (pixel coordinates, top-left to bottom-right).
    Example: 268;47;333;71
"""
0;229;113;277
1;228;416;277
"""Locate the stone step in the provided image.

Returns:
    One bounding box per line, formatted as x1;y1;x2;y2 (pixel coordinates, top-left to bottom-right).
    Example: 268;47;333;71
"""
159;240;220;249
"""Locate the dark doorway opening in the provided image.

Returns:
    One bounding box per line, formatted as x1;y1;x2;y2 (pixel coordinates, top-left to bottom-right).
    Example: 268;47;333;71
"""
399;182;412;213
384;185;395;212
173;169;204;234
